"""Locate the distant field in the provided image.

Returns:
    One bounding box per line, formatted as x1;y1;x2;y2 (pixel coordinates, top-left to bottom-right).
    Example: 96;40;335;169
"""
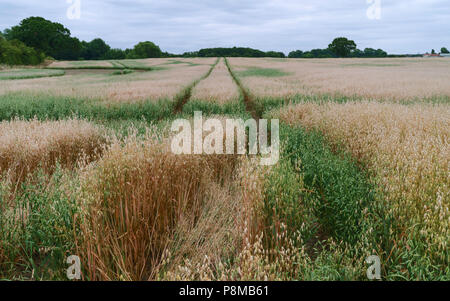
0;68;65;80
228;57;450;102
0;58;216;102
0;57;448;281
46;58;207;70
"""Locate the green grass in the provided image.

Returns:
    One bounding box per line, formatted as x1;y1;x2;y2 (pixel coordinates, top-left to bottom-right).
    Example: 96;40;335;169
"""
68;60;113;67
0;69;65;80
0;93;175;122
109;61;125;68
111;69;134;76
0;167;80;280
264;58;290;62
254;94;356;116
46;66;122;70
47;60;157;71
182;100;248;118
260;122;390;280
236;67;291;78
113;60;156;70
271;123;379;244
96;118;170;138
0;91;249;125
341;63;403;67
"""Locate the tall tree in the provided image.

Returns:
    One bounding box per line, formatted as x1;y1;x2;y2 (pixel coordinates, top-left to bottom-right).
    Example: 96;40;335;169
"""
81;38;111;60
130;41;162;58
0;38;44;65
265;51;286;58
4;16;81;60
328;37;357;57
362;48;387;57
288;50;304;58
441;47;449;54
105;48;126;60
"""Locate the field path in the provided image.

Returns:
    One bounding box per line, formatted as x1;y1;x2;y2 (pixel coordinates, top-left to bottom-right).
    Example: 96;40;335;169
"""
224;57;261;120
190;58;241;103
173;57;220;113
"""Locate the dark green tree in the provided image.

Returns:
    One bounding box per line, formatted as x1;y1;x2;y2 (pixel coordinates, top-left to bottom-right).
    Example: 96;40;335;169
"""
310;48;335;58
182;51;199;57
81;38;111;60
375;48;387;57
104;48;126;59
441;47;449;54
4;17;81;60
52;36;81;60
361;48;387;57
431;49;436;54
0;38;44;65
328;37;357;57
130;41;162;58
288;50;304;58
351;49;364;57
265;51;286;58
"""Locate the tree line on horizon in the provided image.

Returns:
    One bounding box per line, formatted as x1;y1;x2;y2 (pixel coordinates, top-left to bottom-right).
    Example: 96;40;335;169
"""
193;38;388;59
1;17;447;66
0;17;173;65
429;48;449;54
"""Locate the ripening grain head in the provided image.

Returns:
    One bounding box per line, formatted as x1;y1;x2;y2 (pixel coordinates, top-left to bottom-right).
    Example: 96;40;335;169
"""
277;101;449;261
0;118;105;185
191;58;240;104
228;57;450;102
0;61;216;103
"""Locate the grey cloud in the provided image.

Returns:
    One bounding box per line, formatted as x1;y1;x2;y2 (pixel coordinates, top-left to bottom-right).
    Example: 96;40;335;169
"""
0;0;449;54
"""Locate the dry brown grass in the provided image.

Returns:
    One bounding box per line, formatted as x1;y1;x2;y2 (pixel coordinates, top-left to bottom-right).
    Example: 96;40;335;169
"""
159;157;312;281
277;101;449;261
77;130;245;280
191;58;240;103
228;57;450;101
157;156;266;280
0;118;105;187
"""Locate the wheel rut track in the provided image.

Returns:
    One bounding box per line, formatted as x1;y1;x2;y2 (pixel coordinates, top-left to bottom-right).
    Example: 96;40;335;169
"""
173;57;221;114
224;57;262;121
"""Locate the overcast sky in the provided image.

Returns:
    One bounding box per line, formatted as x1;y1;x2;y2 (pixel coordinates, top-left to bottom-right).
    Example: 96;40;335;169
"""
1;0;449;54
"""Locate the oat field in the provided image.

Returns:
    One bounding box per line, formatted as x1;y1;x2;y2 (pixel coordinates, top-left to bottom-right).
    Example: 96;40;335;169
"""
0;57;448;281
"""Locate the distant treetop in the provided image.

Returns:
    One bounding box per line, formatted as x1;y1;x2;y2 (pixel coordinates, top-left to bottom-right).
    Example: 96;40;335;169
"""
194;47;285;58
288;37;387;58
4;16;81;60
